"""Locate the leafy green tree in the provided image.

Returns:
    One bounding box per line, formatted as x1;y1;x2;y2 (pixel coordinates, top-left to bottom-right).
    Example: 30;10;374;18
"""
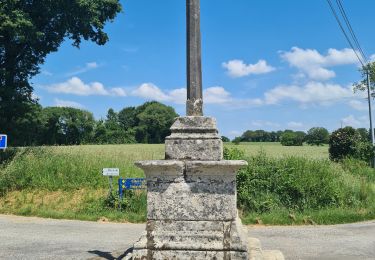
329;126;374;162
356;128;370;141
41;107;95;145
280;130;304;146
232;137;241;145
94;109;135;144
136;102;178;143
306;127;330;146
10;103;44;146
0;0;122;142
118;106;137;130
221;136;230;142
353;62;375;97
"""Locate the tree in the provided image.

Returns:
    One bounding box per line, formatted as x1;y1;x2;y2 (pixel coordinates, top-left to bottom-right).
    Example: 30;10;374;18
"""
221;136;230;142
136;102;178;143
357;128;370;142
329;127;373;162
118;106;137;130
0;0;122;143
353;62;375;97
280;130;304;146
306;127;330;146
40;107;95;145
94;108;135;144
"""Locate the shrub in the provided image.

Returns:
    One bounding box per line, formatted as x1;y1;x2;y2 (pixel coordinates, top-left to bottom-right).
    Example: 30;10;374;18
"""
329;127;374;162
223;147;245;160
221;136;230;142
280;131;304;146
306;127;329;146
223;147;375;215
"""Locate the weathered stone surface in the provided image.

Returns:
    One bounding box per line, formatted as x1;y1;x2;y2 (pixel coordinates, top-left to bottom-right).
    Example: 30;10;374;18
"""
165;138;222;161
249;237;263;260
169;117;218;132
133;249;248;260
135;160;247;221
165;116;223;160
134;219;248;252
262;250;285;260
186;0;203;116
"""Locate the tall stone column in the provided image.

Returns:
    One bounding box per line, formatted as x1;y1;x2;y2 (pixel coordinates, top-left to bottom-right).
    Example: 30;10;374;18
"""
131;0;284;259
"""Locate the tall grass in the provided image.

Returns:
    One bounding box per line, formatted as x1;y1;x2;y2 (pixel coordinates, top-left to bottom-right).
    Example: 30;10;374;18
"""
0;144;374;224
224;147;375;224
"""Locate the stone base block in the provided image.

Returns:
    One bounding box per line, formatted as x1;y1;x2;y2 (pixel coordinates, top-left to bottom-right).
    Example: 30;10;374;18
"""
134;218;248;251
165;116;223;161
135;160;247;221
132;250;248;260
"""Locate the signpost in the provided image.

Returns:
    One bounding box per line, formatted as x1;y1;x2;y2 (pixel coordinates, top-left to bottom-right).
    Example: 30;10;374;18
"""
102;168;120;195
118;178;146;199
0;135;7;151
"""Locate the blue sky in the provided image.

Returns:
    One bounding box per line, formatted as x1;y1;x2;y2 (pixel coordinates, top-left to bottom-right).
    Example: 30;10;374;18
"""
32;0;375;138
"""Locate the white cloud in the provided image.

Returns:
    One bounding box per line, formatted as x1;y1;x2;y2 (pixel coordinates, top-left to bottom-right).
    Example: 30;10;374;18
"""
47;77;127;97
281;47;359;80
204;87;231;104
251;120;280;128
132;84;234;105
168;88;186;104
370;54;375;62
341;115;368;128
222;59;275;78
131;83;170;102
287;121;303;129
54;98;84;109
110;88;127;97
348;100;368;111
264;81;354;105
66;62;99;76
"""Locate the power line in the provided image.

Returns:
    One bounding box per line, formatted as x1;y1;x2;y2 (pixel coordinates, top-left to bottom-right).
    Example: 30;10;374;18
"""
335;0;367;63
326;0;365;67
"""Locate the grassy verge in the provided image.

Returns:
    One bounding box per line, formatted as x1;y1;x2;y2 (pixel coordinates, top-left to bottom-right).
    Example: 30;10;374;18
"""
0;144;374;225
0;188;146;223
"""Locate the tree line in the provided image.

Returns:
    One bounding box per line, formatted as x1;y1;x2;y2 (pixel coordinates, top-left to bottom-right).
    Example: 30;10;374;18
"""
230;127;371;147
7;101;178;146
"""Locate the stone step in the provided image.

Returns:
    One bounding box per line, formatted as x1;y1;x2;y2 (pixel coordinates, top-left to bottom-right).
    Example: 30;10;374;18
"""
248;237;285;260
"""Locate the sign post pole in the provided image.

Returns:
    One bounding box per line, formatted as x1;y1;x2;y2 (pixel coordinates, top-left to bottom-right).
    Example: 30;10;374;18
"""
102;168;120;201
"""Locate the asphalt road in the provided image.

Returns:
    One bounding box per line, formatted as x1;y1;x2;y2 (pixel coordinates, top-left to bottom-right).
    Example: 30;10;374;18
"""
0;214;374;260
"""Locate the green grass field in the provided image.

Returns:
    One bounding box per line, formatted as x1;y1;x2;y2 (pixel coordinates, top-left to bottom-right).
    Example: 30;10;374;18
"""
1;142;374;225
226;142;329;159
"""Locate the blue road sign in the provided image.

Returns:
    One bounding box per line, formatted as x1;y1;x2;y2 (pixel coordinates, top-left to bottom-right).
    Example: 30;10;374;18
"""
0;135;7;150
118;178;146;199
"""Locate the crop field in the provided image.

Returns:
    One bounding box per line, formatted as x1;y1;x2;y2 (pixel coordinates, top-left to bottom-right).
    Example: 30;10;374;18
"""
0;142;374;225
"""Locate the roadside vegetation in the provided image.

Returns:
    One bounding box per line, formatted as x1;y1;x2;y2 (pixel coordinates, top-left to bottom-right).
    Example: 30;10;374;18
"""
1;143;374;225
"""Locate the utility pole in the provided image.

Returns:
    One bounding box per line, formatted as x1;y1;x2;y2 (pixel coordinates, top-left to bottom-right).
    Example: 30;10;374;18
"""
366;66;375;167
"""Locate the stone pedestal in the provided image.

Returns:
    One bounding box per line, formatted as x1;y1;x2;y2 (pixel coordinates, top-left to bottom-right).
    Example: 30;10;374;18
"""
131;117;283;260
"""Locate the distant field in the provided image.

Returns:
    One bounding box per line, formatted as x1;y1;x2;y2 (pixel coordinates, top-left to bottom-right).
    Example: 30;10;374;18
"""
41;142;329;178
226;142;329;159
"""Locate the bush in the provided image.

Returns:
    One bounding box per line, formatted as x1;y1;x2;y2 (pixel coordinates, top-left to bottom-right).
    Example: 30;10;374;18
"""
329;127;374;162
221;136;230;142
223;147;245;160
223;147;375;215
280;131;304;146
306;127;329;146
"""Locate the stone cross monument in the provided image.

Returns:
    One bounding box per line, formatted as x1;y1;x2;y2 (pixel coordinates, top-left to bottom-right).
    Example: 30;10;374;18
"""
186;0;203;116
131;1;284;259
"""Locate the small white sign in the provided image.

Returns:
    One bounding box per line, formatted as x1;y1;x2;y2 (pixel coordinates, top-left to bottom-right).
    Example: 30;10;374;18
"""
102;168;120;176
